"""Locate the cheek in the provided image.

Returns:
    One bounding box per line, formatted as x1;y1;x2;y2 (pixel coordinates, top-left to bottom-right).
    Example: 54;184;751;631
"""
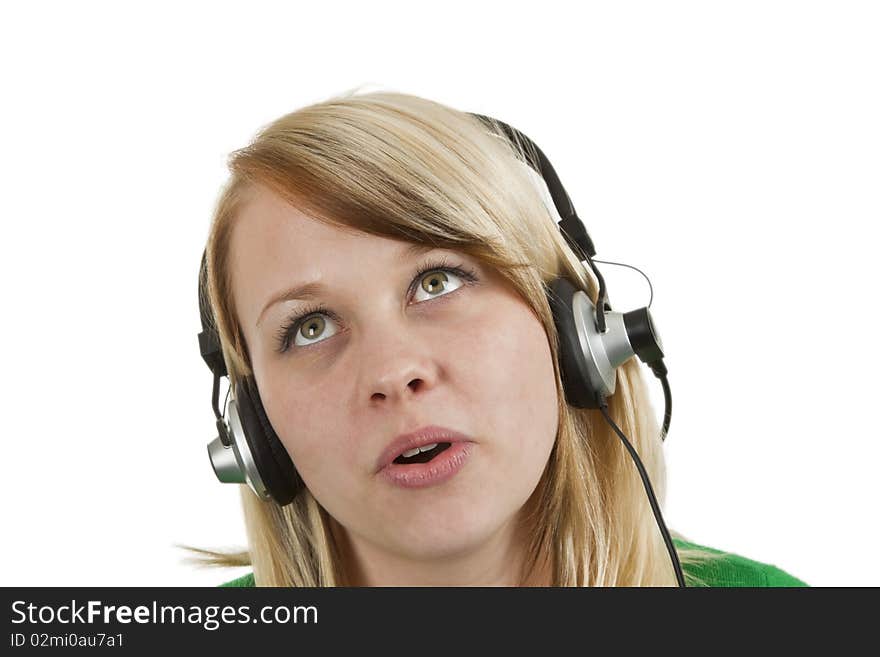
257;373;355;490
466;301;559;462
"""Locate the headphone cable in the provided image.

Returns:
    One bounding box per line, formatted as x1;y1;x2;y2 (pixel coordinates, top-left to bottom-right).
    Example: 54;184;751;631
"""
597;383;686;587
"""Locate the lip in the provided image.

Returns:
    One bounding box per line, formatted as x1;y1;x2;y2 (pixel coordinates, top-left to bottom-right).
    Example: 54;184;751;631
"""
378;441;473;489
375;425;475;474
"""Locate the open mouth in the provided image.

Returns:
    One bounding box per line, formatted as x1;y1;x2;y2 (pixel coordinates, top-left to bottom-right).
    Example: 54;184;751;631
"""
392;442;452;465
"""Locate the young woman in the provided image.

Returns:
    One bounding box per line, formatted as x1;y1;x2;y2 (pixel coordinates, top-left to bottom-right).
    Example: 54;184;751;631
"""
185;89;807;587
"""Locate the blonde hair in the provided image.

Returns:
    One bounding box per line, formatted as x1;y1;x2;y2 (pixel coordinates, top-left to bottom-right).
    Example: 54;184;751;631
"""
180;87;727;586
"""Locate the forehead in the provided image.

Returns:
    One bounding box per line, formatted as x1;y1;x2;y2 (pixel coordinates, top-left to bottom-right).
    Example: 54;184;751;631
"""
231;184;366;260
228;185;423;321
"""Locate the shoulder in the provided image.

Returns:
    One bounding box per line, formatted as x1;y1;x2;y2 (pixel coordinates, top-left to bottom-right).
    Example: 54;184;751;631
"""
218;572;255;587
673;537;809;587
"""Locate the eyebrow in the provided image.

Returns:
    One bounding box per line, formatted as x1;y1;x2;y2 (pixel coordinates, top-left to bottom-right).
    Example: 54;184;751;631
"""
255;242;438;328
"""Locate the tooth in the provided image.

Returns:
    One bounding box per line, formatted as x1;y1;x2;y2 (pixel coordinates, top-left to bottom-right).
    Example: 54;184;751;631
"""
399;443;438;459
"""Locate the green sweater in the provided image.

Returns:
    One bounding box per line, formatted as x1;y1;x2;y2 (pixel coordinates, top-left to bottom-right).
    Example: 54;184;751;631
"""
217;537;808;587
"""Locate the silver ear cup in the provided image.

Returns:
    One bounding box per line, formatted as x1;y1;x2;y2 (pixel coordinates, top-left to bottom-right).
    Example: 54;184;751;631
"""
207;434;245;484
206;398;270;500
570;289;637;399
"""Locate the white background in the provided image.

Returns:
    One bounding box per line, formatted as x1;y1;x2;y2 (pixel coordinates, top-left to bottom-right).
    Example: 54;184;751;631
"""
1;1;876;587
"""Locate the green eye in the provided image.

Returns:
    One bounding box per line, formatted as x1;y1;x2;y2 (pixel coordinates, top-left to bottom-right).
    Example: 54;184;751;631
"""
299;315;327;341
274;260;479;354
418;270;453;297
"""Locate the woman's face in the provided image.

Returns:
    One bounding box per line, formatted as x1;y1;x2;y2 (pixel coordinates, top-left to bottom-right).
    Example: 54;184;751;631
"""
229;184;559;569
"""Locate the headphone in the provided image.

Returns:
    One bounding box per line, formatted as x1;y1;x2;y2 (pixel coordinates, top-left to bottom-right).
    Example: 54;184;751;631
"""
197;112;686;586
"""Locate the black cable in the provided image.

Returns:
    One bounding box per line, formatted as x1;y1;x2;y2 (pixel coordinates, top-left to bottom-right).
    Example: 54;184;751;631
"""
597;396;686;587
211;371;222;420
648;360;672;443
659;375;672;442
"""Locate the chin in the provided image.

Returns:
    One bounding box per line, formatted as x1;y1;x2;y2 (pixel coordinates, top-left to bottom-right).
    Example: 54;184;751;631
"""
390;510;501;560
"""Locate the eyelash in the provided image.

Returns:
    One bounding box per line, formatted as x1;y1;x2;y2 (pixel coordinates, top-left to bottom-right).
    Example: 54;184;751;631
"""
273;256;479;354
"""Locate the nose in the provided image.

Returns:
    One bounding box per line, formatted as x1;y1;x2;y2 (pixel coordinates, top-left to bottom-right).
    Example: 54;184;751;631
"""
356;313;440;406
370;366;431;403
